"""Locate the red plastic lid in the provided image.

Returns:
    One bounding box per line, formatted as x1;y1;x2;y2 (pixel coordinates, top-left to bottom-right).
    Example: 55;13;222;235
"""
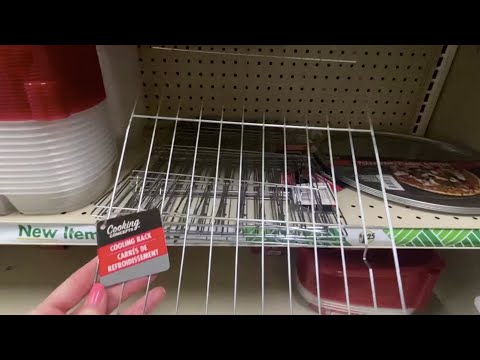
296;248;445;310
0;45;105;121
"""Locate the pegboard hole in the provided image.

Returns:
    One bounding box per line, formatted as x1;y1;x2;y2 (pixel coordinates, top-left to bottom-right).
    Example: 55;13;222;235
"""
435;216;440;220
416;216;421;220
397;216;402;219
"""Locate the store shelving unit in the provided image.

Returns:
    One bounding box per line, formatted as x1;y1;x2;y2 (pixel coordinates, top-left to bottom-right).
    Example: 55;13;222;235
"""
2;44;480;315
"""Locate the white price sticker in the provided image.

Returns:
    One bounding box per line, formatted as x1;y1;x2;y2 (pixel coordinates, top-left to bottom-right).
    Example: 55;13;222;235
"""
344;228;393;247
377;175;405;191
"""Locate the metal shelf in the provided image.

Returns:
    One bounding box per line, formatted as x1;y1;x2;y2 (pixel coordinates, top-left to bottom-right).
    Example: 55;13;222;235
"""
94;104;480;251
1;106;475;315
1;109;480;249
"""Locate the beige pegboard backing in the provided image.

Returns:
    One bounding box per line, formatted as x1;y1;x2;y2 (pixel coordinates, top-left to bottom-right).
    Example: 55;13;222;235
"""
135;45;452;133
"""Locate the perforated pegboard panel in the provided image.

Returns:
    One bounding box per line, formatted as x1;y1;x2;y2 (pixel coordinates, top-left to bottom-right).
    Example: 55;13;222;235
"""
136;45;454;133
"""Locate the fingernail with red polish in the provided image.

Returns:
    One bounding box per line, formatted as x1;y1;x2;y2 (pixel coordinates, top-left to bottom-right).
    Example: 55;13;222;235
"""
86;283;105;306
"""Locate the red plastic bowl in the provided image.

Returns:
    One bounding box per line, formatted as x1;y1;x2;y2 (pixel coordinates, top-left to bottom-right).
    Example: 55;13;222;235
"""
296;247;445;314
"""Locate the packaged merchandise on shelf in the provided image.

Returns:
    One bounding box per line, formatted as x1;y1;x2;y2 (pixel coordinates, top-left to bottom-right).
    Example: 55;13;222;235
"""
295;247;445;315
316;132;480;215
0;45;125;215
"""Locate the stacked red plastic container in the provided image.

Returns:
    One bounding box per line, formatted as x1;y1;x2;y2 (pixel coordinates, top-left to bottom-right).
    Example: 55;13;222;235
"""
0;45;106;121
296;248;445;315
0;45;117;215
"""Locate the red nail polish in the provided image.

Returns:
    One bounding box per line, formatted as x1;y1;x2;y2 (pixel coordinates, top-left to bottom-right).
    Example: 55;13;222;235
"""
86;283;105;306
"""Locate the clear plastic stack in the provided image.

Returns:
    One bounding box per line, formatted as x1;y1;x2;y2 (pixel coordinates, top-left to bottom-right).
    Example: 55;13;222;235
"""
0;45;118;215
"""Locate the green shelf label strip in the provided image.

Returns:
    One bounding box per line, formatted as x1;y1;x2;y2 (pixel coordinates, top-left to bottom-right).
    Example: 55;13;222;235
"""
241;226;480;248
0;223;479;248
384;228;480;248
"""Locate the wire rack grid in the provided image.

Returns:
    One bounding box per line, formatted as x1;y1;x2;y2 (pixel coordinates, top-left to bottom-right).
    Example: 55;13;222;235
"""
92;92;410;315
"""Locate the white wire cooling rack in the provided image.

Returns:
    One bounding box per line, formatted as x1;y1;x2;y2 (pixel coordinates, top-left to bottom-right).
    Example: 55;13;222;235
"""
93;96;410;315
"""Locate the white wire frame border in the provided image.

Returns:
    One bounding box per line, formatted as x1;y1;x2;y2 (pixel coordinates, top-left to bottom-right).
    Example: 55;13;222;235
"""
104;101;409;315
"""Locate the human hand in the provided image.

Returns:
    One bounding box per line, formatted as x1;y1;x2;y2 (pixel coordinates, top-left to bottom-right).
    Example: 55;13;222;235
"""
30;257;166;315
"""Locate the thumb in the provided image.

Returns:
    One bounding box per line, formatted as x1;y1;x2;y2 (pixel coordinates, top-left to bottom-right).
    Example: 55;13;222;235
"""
76;283;108;315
